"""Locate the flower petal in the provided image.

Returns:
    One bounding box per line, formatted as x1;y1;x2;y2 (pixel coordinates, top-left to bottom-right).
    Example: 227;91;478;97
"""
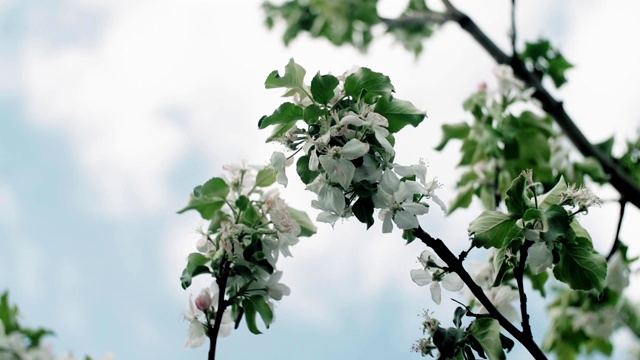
430;282;442;305
340;139;370;160
393;210;419;230
410;269;433;286
442;273;464;291
402;202;429;216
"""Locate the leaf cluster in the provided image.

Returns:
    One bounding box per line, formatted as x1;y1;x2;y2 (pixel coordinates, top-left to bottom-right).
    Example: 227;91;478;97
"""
468;173;607;293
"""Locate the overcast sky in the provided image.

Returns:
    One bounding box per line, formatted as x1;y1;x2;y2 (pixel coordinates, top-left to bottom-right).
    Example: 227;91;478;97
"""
1;0;639;359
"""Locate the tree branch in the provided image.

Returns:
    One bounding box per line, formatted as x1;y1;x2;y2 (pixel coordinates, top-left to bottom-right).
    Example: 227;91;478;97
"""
514;240;534;339
607;198;627;260
438;0;640;209
209;261;231;360
413;227;548;360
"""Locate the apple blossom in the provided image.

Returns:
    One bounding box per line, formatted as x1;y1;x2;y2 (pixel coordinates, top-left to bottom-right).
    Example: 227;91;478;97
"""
410;250;463;305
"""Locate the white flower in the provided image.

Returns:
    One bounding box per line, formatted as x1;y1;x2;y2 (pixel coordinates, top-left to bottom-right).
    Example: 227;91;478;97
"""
526;241;553;274
410;250;463;305
373;171;430;233
265;196;301;235
392;161;427;185
183;295;208;348
270;152;290;187
494;65;524;97
571;306;618;339
183;282;233;348
340;107;394;156
266;271;291;301
560;184;602;210
307;174;346;223
606;251;630;293
353;154;383;183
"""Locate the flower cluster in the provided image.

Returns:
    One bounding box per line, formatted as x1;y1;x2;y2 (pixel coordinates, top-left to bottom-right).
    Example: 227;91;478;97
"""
410;311;438;357
178;163;316;348
260;60;444;233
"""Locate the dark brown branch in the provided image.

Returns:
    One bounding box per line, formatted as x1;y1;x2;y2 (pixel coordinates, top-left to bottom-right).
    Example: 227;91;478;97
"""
439;0;640;210
607;198;627;260
514;240;534;339
209;261;231;360
413;227;548;360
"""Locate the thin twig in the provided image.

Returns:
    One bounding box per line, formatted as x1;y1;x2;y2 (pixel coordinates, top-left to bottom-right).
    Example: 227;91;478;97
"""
514;240;534;339
606;198;627;260
452;298;495;319
458;242;475;262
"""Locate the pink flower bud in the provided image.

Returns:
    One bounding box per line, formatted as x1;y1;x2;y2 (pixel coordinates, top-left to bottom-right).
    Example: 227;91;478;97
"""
194;289;212;311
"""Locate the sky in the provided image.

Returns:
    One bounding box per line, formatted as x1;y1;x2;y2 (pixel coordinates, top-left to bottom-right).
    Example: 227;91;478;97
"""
1;0;639;359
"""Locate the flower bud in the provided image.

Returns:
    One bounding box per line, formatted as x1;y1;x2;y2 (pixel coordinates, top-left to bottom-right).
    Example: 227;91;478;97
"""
194;289;212;311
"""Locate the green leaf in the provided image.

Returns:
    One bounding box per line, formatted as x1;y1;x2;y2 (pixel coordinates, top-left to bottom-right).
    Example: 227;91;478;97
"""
242;298;262;334
22;327;55;347
522;208;543;223
265;58;306;97
541;205;572;242
243;204;261;227
537;176;567;209
352;196;374;229
235;195;250;211
453;307;465;328
433;327;464;359
515;131;550;164
574;157;608;183
0;292;20;334
265;122;297;143
468;211;521;249
595;137;615;157
251;295;274;327
310;72;339;104
373;96;426;133
527;269;549;297
256;167;277;187
258;102;304;129
287;206;317;237
469;318;506;360
296;155;320;184
547;55;573;88
553;237;607;291
201;177;230;198
180;253;211;289
177;196;225;220
344;67;394;102
570;219;591;241
448;183;474;214
435;122;470;151
303;104;328;124
491;239;520;287
504;173;531;218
